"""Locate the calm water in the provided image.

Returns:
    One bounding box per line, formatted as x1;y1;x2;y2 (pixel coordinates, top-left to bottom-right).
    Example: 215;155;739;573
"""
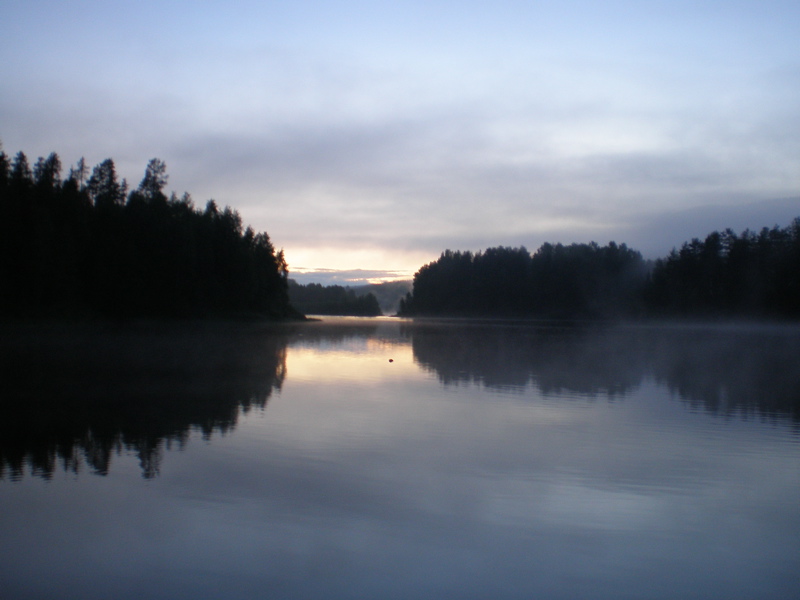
1;318;798;600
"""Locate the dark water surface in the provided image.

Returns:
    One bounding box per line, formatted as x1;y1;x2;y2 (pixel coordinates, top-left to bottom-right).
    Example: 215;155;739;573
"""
1;318;798;599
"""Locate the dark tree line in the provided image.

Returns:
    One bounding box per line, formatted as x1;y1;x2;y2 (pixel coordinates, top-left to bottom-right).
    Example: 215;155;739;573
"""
288;280;382;316
400;242;647;318
646;222;800;318
400;219;800;320
0;147;297;319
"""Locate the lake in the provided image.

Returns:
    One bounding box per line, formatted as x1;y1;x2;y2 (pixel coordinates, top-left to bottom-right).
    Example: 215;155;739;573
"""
1;317;798;600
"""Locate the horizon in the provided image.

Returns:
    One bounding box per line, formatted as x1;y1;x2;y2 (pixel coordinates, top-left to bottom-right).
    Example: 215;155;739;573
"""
2;143;796;286
289;198;800;285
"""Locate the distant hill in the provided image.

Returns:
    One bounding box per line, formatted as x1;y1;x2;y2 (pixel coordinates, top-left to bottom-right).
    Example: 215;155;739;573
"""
352;280;412;315
287;280;382;316
287;279;411;316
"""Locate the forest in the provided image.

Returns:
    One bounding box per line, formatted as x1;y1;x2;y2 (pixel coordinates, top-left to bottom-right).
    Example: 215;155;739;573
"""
288;280;382;316
400;219;800;319
0;148;298;319
3;145;798;322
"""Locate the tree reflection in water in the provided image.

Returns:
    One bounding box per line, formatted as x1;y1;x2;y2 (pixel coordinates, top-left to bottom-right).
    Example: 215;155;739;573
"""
0;322;290;480
3;319;798;481
406;320;800;425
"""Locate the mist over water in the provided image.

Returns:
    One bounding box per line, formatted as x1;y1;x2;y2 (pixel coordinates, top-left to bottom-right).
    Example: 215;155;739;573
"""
1;318;798;599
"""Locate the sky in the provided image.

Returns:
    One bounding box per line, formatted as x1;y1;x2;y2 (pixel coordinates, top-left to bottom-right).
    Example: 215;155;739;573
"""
2;1;799;284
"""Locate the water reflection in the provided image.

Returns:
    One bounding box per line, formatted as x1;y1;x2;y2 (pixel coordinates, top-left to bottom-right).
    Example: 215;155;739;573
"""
288;316;406;349
2;319;798;481
407;320;800;425
1;319;798;599
647;326;800;424
0;322;289;480
409;321;645;396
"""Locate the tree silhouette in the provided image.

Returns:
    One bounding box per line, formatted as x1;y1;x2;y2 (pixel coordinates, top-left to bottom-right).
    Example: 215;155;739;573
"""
33;152;61;190
87;158;126;209
645;220;800;318
137;157;168;202
402;242;646;318
401;220;799;320
0;146;298;320
288;280;382;316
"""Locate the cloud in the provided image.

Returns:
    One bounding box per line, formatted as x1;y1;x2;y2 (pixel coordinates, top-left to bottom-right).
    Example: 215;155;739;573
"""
2;1;799;276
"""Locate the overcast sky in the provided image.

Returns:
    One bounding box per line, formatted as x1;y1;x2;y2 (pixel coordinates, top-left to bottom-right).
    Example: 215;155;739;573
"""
2;1;799;283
